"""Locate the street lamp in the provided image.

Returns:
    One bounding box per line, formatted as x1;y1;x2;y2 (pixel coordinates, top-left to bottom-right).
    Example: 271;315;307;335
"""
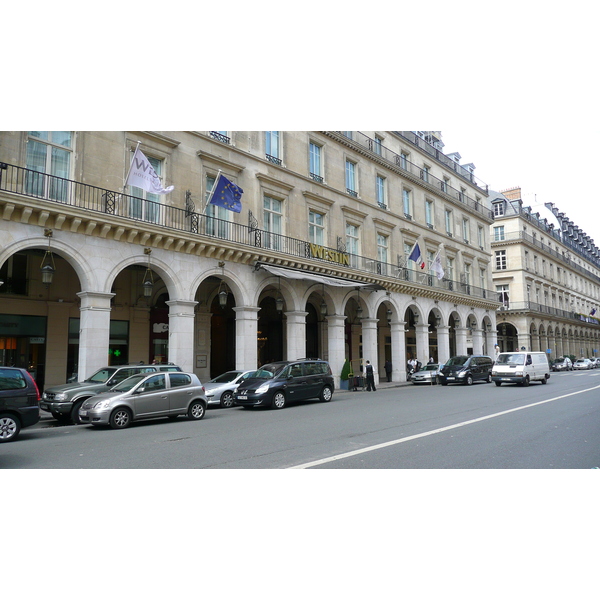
142;248;153;298
40;229;56;286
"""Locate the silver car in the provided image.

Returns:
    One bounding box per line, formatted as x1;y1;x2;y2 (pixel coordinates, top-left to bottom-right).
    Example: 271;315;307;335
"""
574;359;593;370
79;372;207;429
204;370;256;408
411;363;440;384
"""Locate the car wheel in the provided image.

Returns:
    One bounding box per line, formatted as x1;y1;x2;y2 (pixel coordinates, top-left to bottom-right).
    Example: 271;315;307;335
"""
0;413;21;443
319;386;333;402
465;375;473;386
220;391;234;408
523;375;530;387
495;381;501;387
541;377;547;384
109;407;132;429
71;400;85;425
272;391;286;409
486;373;492;383
188;400;206;420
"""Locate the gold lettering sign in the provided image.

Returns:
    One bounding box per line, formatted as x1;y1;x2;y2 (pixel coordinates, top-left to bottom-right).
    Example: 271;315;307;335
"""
309;244;350;266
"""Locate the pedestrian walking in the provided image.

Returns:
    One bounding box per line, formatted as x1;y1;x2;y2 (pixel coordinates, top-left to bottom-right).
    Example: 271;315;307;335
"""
365;360;376;391
384;360;392;382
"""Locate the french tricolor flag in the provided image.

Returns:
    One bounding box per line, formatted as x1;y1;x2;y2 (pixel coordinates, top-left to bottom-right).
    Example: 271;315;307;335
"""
408;242;426;270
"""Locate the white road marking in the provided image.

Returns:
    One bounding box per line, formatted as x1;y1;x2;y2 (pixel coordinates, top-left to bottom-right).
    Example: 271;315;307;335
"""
289;384;600;469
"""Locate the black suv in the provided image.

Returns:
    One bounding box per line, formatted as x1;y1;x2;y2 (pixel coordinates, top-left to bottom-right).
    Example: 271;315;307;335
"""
41;363;182;424
0;367;41;442
233;359;334;409
438;355;493;386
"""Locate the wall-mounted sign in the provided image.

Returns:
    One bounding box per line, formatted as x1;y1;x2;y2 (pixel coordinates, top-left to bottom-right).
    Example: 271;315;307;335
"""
309;244;350;266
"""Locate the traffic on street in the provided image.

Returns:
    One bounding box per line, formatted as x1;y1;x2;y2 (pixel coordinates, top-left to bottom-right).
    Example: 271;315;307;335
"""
2;367;599;469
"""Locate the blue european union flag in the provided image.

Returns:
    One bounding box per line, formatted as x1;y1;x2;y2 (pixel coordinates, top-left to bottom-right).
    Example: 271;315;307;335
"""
209;174;243;213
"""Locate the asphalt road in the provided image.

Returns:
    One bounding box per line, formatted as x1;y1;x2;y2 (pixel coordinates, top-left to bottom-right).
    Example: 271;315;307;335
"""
2;370;600;469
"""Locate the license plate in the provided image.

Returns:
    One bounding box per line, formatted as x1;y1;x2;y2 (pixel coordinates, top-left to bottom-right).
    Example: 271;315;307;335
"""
237;396;247;400
79;410;87;417
447;377;455;380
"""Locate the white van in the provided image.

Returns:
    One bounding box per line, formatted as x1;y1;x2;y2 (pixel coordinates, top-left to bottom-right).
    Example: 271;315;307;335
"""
492;352;550;386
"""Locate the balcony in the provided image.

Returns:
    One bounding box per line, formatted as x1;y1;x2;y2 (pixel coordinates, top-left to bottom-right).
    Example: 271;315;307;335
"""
209;131;230;144
498;301;599;326
0;161;498;304
266;154;282;166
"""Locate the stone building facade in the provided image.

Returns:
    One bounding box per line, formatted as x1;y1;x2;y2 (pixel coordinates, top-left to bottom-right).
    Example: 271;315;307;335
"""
0;131;499;391
491;187;600;359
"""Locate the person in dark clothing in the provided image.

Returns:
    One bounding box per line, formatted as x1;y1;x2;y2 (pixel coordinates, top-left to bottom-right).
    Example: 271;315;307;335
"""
384;360;392;382
365;360;376;391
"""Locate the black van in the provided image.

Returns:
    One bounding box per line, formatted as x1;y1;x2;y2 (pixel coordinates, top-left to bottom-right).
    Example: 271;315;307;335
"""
0;367;41;442
233;359;334;409
438;355;493;386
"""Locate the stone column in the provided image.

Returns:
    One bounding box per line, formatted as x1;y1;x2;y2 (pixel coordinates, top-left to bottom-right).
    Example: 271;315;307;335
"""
193;310;212;382
415;323;431;365
436;325;451;365
361;318;379;383
77;291;114;381
390;320;406;381
517;333;531;352
472;328;484;355
233;306;260;370
285;311;308;361
166;300;198;373
326;314;347;387
455;327;469;356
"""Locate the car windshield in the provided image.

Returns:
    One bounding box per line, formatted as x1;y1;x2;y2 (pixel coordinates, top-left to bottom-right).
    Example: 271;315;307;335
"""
496;354;525;365
423;364;438;371
445;356;468;366
250;364;282;379
576;360;587;364
85;368;118;383
209;371;242;383
553;359;565;365
110;374;147;392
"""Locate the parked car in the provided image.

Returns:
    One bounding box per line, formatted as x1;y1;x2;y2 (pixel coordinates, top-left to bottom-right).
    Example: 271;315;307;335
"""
204;370;257;408
79;372;207;429
574;358;593;370
590;358;600;368
233;359;334;409
551;357;573;371
41;363;182;424
438;355;493;386
0;367;41;443
411;363;440;385
492;352;550;386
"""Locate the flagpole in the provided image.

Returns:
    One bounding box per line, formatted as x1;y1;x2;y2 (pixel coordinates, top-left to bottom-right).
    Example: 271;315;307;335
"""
124;141;141;190
203;169;222;215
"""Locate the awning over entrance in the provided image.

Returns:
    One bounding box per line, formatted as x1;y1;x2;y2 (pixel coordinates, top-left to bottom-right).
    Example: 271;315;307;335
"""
256;263;382;289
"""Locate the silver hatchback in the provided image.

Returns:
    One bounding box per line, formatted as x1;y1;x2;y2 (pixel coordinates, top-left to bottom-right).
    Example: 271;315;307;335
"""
79;372;207;429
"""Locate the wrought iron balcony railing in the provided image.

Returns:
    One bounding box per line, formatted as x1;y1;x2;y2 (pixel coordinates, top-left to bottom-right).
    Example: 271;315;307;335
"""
335;131;493;220
0;161;497;301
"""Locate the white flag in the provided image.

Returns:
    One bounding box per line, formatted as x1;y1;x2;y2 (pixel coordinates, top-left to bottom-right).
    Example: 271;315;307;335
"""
431;251;445;280
126;147;174;194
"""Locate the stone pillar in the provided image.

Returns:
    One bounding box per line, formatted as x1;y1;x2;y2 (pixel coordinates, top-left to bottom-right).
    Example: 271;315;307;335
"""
77;291;114;381
517;333;531;352
361;318;379;383
415;323;431;365
326;314;346;387
233;306;260;371
486;329;498;357
436;325;451;365
285;311;308;361
390;320;406;381
166;300;198;373
472;328;484;355
455;327;469;356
